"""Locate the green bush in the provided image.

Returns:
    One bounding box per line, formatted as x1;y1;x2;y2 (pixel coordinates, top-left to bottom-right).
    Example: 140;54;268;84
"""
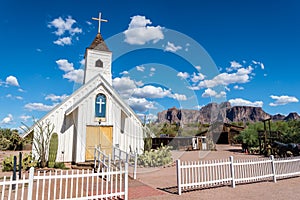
54;162;68;169
138;144;173;167
2;153;37;172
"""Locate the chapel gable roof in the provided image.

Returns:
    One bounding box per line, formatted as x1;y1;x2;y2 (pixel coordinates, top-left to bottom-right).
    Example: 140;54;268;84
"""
87;33;110;52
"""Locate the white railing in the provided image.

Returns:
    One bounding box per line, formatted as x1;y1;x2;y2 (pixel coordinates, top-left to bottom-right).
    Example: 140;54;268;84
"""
113;146;138;179
177;155;300;195
0;164;128;200
94;146;111;179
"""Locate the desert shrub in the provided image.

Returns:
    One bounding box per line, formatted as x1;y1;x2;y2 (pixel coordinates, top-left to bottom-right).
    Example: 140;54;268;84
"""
54;162;68;169
138;144;173;167
2;153;37;172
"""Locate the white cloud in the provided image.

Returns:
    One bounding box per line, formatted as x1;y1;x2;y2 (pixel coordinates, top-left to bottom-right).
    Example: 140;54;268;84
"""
133;85;171;99
195;66;201;71
48;16;82;46
127;97;156;112
233;85;244;90
136;66;145;72
53;37;72;46
226;61;242;72
1;114;13;125
191;72;205;83
6;94;23;100
18;88;25;92
120;71;129;75
48;16;82;36
177;72;189;79
63;69;84;83
164;42;182;52
20;115;31;122
169;93;187;101
202;88;226;98
56;59;74;72
56;59;84;83
124;15;164;45
113;77;138;98
24;103;57;111
6;75;19;87
45;94;68;102
149;67;156;76
252;60;265;70
229;98;263;107
196;66;253;89
269;95;299;106
80;59;85;66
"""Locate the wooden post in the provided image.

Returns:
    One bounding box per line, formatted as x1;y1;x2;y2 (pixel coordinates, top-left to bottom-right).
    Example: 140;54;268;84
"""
230;156;235;188
19;152;22;179
12;155;17;190
176;160;182;195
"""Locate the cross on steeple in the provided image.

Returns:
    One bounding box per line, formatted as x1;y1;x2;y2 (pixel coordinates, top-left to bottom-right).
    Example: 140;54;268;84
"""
92;12;108;34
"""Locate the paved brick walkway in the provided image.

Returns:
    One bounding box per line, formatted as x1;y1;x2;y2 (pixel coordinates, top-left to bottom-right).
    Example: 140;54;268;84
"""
128;145;300;200
128;178;165;199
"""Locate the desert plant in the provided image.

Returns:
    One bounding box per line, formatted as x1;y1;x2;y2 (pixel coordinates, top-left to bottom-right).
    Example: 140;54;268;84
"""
22;119;55;168
54;162;68;169
2;153;37;172
138;144;173;167
48;132;58;168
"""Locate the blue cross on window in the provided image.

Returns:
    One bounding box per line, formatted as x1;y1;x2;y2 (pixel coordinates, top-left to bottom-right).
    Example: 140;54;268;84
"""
95;94;106;118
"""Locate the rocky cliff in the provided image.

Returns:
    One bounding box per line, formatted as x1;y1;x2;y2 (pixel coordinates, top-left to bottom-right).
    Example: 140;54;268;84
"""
157;102;299;124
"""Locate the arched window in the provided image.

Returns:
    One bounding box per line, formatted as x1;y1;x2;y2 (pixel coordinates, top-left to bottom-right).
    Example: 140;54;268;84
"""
95;94;106;118
95;59;103;68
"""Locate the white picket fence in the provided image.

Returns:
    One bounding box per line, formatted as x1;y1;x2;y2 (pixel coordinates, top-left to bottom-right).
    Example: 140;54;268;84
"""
177;155;300;195
94;146;111;173
0;164;128;200
113;146;138;179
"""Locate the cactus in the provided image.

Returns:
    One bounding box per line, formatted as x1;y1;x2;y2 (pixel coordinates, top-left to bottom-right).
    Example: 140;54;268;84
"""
48;132;58;168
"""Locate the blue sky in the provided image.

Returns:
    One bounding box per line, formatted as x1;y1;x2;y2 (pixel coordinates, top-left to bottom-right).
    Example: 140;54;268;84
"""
1;0;300;130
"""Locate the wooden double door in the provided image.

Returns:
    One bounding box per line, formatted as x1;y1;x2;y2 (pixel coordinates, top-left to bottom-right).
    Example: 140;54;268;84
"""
85;125;113;161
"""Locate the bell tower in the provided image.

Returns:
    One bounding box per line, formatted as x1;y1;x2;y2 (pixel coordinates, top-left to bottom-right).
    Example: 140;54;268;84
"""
83;13;112;85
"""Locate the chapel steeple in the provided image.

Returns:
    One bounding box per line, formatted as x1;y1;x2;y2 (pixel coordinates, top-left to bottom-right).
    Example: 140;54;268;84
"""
83;12;112;85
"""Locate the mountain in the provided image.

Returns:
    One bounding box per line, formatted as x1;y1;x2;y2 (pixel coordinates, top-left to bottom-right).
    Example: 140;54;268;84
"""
156;102;299;124
284;112;300;121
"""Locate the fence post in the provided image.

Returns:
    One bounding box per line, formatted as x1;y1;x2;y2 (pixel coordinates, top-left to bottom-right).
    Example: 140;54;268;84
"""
133;152;138;180
124;163;129;200
270;155;277;183
27;167;34;200
113;146;116;164
230;156;235;188
108;154;111;182
176;160;182;195
12;155;17;190
94;145;97;169
19;152;22;179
